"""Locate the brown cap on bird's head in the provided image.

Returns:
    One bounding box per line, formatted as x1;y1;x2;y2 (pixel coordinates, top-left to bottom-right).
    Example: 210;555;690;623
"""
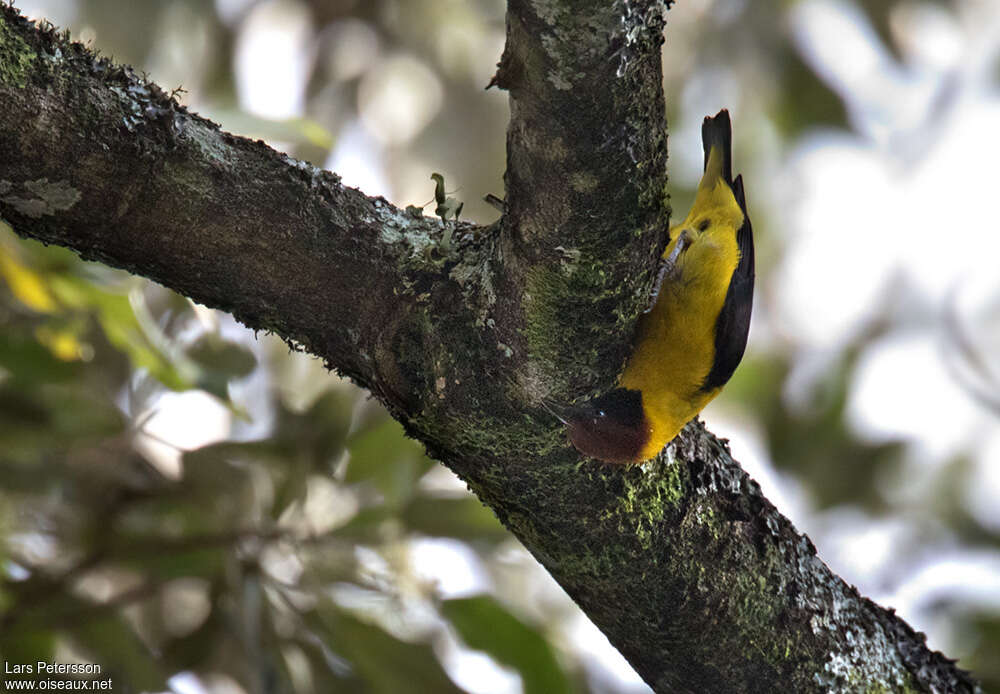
561;388;651;464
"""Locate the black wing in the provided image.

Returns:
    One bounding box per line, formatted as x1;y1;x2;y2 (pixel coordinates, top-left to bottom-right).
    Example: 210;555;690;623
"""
701;174;754;392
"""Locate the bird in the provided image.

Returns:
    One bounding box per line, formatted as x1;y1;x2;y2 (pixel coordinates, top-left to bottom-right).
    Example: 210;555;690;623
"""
563;109;754;463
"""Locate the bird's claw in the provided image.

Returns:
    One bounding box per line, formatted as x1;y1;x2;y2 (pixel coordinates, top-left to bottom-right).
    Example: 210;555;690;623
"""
644;230;692;313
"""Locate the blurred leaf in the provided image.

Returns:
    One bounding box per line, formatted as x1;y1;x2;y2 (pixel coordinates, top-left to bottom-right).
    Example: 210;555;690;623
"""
118;441;280;531
0;461;56;494
402;496;508;543
72;611;165;691
184;408;346;517
0;383;125;461
112;543;226;581
0;249;57;313
1;588;164;689
442;595;572;694
298;544;360;587
964;613;1000;694
203;109;335;149
313;604;467;694
117;483;260;540
0;331;80;383
772;45;848;136
345;417;433;508
296;119;336;149
717;353;784;406
34;325;85;361
271;389;356;473
189;338;256;376
0;628;55;665
330;506;393;544
141;285;197;334
300;389;355;467
63;442;168;496
273;455;311;518
49;275;192;391
179;444;262;515
187;333;257;385
184;440;289;478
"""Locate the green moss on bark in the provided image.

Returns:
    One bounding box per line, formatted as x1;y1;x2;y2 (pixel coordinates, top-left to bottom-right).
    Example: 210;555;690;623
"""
611;455;688;548
0;16;33;88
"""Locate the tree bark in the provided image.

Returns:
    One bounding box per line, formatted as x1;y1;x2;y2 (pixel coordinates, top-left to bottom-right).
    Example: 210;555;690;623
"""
0;4;981;693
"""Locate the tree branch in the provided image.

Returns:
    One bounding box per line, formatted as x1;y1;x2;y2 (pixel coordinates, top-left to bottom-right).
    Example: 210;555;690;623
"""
0;3;980;692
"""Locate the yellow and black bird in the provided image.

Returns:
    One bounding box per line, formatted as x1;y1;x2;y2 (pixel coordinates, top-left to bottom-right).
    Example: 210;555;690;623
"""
565;110;754;463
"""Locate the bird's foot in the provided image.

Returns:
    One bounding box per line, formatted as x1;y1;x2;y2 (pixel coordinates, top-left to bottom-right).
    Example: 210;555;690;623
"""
644;230;692;313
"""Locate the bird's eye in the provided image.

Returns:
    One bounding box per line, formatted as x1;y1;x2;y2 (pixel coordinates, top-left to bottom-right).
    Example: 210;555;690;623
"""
697;219;710;231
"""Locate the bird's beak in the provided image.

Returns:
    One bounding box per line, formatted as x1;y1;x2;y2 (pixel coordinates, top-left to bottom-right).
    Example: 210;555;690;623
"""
539;400;571;424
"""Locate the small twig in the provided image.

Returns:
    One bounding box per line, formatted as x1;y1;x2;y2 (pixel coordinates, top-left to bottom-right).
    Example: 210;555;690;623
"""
483;193;506;213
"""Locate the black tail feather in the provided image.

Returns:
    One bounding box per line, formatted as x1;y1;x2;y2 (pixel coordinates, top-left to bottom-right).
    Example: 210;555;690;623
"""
702;109;733;185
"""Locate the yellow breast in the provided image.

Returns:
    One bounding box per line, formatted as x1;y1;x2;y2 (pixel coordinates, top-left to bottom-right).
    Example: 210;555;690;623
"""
620;177;744;460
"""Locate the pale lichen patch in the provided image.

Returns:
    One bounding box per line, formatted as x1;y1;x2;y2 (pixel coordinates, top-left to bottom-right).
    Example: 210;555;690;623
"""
531;0;564;25
373;198;435;257
616;0;670;78
570;171;599;193
190;127;231;167
547;70;575;91
810;592;911;692
1;178;81;218
532;3;617;91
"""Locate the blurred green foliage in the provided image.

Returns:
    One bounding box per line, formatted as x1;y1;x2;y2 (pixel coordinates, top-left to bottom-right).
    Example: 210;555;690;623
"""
0;222;574;693
443;596;573;694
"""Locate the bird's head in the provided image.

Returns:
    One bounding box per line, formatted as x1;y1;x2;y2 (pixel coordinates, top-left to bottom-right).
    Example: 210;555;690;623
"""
558;388;651;464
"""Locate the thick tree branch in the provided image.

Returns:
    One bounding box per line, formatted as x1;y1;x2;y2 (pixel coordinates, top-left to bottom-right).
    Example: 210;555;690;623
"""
0;3;980;692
